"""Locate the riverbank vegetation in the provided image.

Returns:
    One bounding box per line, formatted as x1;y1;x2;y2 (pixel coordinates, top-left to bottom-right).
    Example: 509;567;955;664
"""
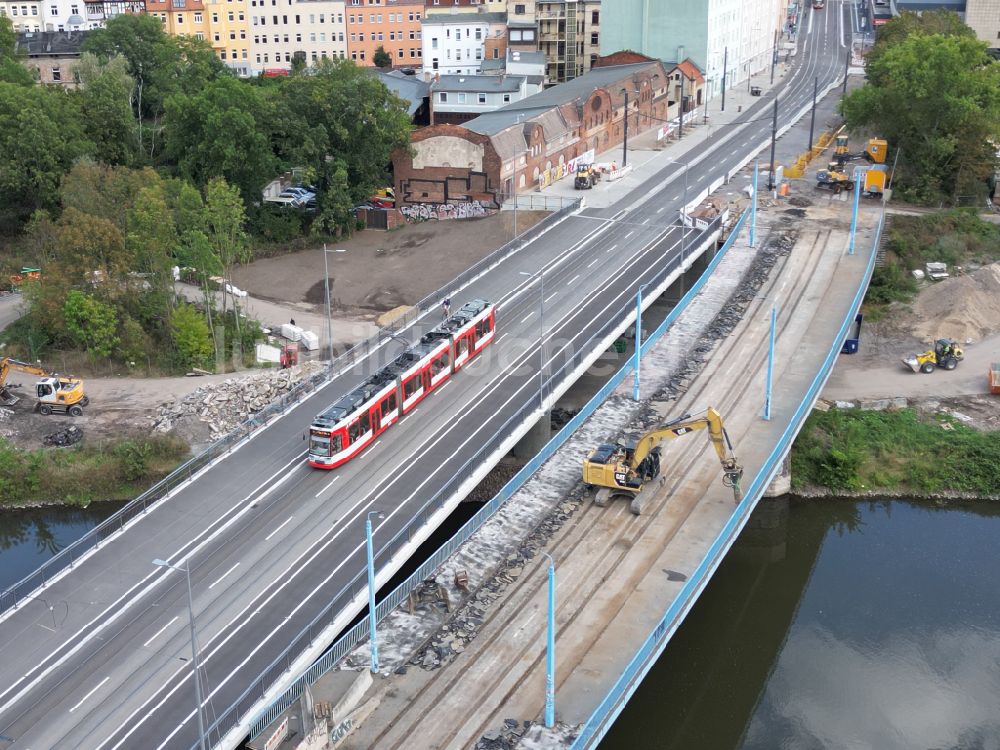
791;407;1000;496
864;209;1000;318
0;434;189;507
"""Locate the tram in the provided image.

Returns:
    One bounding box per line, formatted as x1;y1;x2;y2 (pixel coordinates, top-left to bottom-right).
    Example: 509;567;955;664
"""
307;299;496;469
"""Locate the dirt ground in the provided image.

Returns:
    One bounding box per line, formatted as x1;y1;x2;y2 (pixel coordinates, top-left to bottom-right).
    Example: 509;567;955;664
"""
232;210;549;315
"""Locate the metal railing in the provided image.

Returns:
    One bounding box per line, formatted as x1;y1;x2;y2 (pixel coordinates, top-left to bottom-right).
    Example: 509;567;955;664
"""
0;198;582;618
239;211;740;749
569;208;885;750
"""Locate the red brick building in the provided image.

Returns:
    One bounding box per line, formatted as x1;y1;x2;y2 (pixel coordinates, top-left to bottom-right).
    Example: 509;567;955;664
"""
346;0;424;66
393;59;696;211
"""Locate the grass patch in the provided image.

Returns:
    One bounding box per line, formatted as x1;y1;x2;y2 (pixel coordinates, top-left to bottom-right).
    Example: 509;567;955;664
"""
791;408;1000;496
0;434;190;508
864;209;1000;318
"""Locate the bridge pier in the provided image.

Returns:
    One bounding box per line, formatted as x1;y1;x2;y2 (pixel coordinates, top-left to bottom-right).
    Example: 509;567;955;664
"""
511;409;552;461
763;457;792;498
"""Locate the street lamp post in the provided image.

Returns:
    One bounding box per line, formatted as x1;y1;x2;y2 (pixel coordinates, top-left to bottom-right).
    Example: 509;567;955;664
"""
513;114;525;238
152;559;206;750
322;244;333;359
519;270;545;407
366;511;385;673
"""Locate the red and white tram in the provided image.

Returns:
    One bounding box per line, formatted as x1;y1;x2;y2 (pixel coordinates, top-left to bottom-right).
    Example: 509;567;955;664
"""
308;299;496;469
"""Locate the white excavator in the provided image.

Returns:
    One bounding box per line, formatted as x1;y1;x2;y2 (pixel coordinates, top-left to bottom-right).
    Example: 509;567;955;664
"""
582;406;743;515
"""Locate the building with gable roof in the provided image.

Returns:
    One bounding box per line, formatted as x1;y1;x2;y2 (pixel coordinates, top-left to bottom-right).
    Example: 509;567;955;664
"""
393;58;694;209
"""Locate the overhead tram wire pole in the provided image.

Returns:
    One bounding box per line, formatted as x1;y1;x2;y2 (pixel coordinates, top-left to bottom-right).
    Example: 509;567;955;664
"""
750;160;759;248
767;96;779;192
366;510;385;673
843;49;850;96
519;270;544;407
323;244;333;359
764;304;776;421
152;559;206;750
849;166;862;255
621;88;639;167
807;76;818;157
771;29;778;85
543;552;556;728
721;46;728;112
632;282;651;402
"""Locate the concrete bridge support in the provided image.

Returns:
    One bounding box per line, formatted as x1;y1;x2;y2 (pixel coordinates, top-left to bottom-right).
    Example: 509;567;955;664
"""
763;457;791;498
512;409;552;461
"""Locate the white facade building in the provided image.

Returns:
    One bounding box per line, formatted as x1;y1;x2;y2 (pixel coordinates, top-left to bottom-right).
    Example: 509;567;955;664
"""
0;0;96;32
249;0;347;73
421;11;506;77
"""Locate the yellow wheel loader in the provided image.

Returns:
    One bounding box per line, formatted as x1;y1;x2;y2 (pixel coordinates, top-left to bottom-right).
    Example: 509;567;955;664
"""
582;406;743;515
0;358;89;416
901;339;964;374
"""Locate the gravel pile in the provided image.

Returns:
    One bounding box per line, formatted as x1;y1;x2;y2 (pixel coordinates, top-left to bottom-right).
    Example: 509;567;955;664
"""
148;362;323;441
912;262;1000;342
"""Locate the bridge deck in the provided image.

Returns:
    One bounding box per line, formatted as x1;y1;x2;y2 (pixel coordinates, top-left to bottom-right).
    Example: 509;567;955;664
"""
341;201;881;750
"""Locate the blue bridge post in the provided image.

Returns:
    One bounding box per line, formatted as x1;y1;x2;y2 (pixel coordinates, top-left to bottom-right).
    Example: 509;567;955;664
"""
765;304;776;421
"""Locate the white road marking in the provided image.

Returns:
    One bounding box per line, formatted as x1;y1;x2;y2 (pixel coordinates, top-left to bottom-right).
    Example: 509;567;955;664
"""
607;243;619;254
544;291;560;302
657;206;666;213
265;516;294;541
624;231;634;239
70;676;109;713
566;274;580;286
315;475;340;498
142;617;179;649
521;312;534;323
586;259;598;268
432;381;451;396
496;333;508;342
208;562;240;590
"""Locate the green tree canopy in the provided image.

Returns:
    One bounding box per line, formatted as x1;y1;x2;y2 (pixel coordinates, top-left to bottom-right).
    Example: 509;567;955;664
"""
78;53;139;166
64;290;120;359
0;16;34;86
163;77;278;203
373;46;391;68
842;26;1000;202
171;302;213;370
0;83;90;228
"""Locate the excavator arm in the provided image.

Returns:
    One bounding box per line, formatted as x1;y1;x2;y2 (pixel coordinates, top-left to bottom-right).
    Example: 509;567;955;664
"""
629;407;744;500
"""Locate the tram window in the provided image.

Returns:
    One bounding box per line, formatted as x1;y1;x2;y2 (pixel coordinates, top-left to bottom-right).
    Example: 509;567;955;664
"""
330;433;342;452
431;352;448;375
309;432;331;456
457;336;469;355
382;393;397;416
484;316;492;332
404;376;420;398
360;412;370;433
348;419;361;442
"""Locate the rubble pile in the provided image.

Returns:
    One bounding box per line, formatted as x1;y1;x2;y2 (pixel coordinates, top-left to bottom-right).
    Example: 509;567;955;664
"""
43;425;84;447
474;720;534;750
653;231;796;402
149;362;323;441
912;262;1000;342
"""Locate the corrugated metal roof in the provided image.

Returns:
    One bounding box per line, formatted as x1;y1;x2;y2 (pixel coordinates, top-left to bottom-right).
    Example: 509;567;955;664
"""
421;11;508;25
375;71;429;117
433;74;525;92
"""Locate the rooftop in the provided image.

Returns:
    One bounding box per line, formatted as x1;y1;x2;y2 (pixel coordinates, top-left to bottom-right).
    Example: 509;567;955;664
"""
433;74;525;93
421;11;507;25
375;70;430;117
14;30;90;57
506;49;546;66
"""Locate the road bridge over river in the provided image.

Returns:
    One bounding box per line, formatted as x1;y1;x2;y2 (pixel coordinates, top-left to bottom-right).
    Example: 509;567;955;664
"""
0;2;859;748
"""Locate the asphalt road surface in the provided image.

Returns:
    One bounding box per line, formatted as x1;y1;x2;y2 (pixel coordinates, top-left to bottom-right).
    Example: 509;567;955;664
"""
0;3;855;748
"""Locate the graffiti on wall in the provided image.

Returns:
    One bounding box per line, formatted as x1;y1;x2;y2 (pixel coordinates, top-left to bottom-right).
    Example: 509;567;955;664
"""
400;200;495;222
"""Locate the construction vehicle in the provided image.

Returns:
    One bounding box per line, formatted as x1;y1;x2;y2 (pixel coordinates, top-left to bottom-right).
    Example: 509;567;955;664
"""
901;339;964;374
279;342;299;369
816;163;888;197
830;135;887;169
9;267;41;288
574;163;601;190
0;358;89;415
582;406;743;515
989;363;1000;394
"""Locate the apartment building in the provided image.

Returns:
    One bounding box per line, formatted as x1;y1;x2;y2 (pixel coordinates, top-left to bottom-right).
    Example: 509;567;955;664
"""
345;0;423;66
249;0;346;72
536;0;598;82
420;10;504;75
1;0;112;31
965;0;1000;49
13;29;88;83
147;0;251;74
430;71;540;123
600;0;789;100
145;0;208;39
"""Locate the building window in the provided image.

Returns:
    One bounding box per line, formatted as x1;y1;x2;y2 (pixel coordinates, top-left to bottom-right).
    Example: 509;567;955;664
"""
295;32;300;41
350;32;356;41
196;31;204;38
492;47;498;58
397;47;403;57
591;32;598;45
359;32;364;40
51;65;61;82
439;92;447;102
503;93;511;102
220;50;227;59
227;11;233;20
229;31;235;39
377;30;382;40
432;57;438;69
477;93;486;103
514;3;524;13
457;92;465;103
348;13;353;22
194;11;201;21
475;27;481;40
177;12;184;22
591;10;599;24
49;4;56;15
211;12;217;21
238;11;244;19
240;29;245;38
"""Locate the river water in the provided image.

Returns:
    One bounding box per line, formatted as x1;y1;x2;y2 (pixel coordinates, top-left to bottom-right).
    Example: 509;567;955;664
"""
600;497;1000;750
3;498;999;750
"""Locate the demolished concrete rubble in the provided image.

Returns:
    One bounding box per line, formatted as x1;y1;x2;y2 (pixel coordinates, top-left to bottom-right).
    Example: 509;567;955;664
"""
148;362;323;441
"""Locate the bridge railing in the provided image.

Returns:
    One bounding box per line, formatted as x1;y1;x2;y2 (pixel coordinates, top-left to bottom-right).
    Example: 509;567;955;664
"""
237;212;739;748
0;199;581;618
568;208;885;750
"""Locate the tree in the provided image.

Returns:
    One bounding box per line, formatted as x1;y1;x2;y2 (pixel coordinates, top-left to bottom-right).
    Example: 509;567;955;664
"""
841;30;1000;203
202;178;250;340
171;303;213;370
64;290;120;359
867;10;974;84
163;77;278;203
125;183;176;336
56;207;131;288
78;53;138;166
314;158;356;236
0;16;34;86
373;46;392;68
60;160;160;232
0;83;91;229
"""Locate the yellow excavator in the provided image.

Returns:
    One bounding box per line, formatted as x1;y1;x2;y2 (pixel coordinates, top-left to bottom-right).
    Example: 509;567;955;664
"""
582;406;743;515
0;358;89;416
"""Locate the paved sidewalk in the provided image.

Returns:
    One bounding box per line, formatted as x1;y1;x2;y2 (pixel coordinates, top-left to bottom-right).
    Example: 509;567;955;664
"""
536;62;796;211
